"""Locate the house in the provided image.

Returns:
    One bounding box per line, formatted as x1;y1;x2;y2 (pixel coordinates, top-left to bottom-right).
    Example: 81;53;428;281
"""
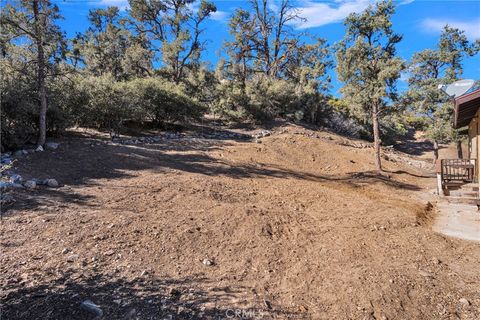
440;88;480;200
454;89;480;168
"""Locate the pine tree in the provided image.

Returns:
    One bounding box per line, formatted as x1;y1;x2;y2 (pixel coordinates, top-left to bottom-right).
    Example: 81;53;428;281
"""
1;0;66;147
336;0;404;172
129;0;216;82
405;26;479;161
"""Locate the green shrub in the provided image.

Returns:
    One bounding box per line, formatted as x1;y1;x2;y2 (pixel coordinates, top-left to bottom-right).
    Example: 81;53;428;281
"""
126;78;204;125
72;76;204;130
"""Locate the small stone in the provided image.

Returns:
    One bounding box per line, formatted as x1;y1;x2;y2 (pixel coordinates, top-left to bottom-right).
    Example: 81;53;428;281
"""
261;130;271;137
419;270;433;278
432;257;441;265
32;178;47;185
1;158;12;165
46;179;59;188
0;194;15;205
168;287;181;301
66;254;79;262
0;181;12;189
104;250;115;256
263;299;272;309
9;174;22;184
45;142;59;150
62;248;70;254
35;145;44;152
125;308;137;318
459;298;470;306
202;258;214;266
24;180;36;189
80;299;103;317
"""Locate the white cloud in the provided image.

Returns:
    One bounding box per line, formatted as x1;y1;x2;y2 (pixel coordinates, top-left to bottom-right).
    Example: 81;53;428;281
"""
187;1;228;22
290;0;415;29
291;0;375;29
422;18;480;41
97;0;129;9
210;10;229;22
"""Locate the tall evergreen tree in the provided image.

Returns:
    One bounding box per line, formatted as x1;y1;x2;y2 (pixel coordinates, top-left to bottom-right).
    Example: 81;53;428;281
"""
73;6;153;80
129;0;216;82
221;0;330;89
405;26;479;161
336;0;404;172
1;0;66;147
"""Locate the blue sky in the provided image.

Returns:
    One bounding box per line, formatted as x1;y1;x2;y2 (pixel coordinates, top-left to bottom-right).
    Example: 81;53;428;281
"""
48;0;480;95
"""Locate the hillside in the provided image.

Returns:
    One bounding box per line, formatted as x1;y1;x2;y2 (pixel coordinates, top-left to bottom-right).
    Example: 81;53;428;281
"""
1;123;479;319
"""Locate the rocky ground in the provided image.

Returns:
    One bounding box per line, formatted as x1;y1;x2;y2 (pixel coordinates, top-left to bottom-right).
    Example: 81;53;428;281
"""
1;123;479;319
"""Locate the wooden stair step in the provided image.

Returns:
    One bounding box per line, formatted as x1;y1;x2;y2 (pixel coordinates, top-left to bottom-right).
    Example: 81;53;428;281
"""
445;196;480;205
448;190;478;197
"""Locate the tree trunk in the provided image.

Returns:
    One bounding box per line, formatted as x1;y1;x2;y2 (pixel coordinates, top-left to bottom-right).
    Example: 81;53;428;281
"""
34;0;47;147
372;104;382;172
433;140;439;164
456;140;463;159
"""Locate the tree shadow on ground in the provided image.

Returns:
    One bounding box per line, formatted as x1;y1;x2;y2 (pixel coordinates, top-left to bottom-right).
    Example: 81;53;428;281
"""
394;140;436;157
385;169;435;179
1;271;298;319
2;187;95;214
4;131;422;215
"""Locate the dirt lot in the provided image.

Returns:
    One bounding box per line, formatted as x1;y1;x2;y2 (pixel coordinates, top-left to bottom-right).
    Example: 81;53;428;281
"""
1;123;479;319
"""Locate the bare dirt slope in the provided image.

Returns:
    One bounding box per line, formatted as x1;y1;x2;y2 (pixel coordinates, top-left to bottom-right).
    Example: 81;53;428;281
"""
1;124;479;320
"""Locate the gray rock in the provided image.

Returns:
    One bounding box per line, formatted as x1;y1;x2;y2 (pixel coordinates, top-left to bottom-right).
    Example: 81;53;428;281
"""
45;142;59;150
104;250;115;256
24;180;36;189
0;194;15;205
1;181;24;189
66;254;79;262
46;179;59;188
9;174;22;184
14;150;25;157
202;258;214;266
261;130;272;137
418;270;433;278
1;158;12;165
80;299;103;317
459;298;470;306
0;181;12;189
35;145;44;152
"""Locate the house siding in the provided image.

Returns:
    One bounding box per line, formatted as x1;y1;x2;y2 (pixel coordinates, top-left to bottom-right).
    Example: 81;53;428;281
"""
467;108;480;180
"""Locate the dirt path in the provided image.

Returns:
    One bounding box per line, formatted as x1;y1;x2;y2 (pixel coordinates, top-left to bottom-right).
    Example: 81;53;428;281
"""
1;125;479;319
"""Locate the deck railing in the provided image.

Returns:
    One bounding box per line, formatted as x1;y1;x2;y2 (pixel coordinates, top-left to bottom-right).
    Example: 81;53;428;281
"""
440;159;476;185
